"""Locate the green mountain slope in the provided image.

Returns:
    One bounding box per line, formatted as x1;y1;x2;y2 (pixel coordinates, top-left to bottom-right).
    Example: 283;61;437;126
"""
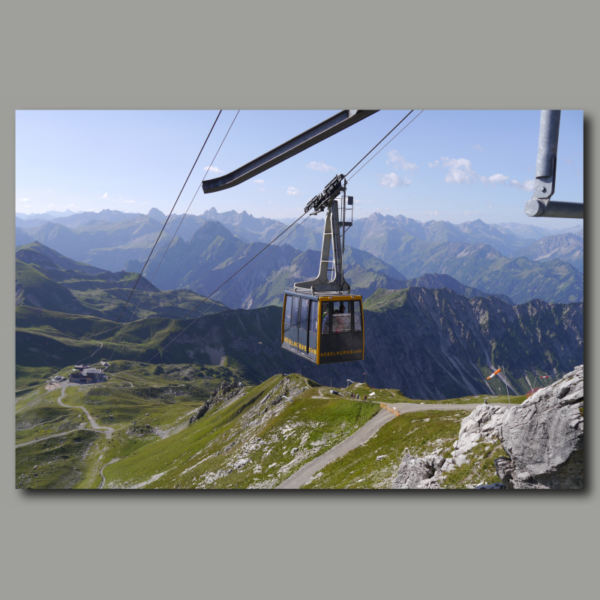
16;260;97;316
101;374;380;489
17;285;583;400
15;244;227;321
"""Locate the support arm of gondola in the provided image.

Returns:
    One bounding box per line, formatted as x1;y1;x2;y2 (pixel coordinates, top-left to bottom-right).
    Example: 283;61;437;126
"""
525;110;583;219
202;110;378;193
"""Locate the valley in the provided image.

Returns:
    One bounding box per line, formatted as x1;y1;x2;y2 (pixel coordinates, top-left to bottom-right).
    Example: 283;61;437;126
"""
15;207;585;490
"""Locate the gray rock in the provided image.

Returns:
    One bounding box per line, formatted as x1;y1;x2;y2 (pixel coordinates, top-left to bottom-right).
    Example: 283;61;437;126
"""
392;449;445;489
189;402;210;424
496;365;583;489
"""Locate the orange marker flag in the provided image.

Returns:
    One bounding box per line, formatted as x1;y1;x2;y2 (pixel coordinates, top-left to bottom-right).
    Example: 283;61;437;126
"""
487;368;502;380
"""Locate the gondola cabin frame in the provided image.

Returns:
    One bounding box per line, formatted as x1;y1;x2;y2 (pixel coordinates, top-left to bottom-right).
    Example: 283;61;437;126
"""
281;291;365;365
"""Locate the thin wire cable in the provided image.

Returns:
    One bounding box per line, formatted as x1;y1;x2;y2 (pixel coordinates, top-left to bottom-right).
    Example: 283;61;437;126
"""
107;111;239;360
108;211;312;373
139;211;310;365
348;110;424;182
101;111;222;346
97;110;425;367
345;110;414;177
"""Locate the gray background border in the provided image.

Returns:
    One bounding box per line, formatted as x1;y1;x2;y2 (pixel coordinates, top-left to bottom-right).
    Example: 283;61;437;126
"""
1;2;597;598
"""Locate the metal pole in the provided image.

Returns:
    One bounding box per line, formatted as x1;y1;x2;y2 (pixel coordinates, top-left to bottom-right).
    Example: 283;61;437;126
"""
525;199;584;219
503;367;511;404
525;110;583;219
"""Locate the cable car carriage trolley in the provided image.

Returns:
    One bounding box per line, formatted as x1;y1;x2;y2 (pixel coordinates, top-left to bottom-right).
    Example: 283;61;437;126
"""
203;111;379;365
281;175;365;364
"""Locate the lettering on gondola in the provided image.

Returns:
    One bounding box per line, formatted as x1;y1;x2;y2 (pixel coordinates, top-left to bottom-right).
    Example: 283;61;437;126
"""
320;350;362;357
283;337;308;352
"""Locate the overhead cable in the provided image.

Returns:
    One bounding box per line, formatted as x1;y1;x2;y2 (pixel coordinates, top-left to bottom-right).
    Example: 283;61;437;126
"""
98;111;222;348
107;111;239;360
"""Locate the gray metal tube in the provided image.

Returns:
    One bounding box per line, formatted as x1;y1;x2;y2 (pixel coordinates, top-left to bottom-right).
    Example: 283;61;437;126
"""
526;109;583;219
536;111;561;182
525;199;584;219
203;110;378;193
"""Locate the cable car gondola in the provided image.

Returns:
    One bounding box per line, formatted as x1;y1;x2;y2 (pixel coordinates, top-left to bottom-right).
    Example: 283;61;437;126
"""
281;292;364;364
281;175;364;364
202;112;379;365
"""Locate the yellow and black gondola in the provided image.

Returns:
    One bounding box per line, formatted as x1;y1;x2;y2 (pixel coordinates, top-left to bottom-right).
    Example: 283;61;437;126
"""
281;291;364;365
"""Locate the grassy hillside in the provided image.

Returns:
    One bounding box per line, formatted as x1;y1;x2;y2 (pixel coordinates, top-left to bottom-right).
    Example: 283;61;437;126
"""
16;366;531;489
16;260;94;315
16;244;227;320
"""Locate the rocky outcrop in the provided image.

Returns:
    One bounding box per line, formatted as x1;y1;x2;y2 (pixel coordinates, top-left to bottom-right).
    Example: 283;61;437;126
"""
189;381;246;425
391;366;584;489
495;365;583;489
449;404;508;467
392;449;446;489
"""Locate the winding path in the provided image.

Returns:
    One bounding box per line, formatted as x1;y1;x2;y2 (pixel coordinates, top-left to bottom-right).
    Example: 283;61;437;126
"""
16;428;96;449
15;382;115;449
56;383;115;439
277;401;500;489
98;458;121;489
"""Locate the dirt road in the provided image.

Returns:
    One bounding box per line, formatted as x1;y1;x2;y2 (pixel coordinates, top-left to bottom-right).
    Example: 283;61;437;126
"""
16;383;115;449
16;428;97;449
277;402;495;489
56;383;115;439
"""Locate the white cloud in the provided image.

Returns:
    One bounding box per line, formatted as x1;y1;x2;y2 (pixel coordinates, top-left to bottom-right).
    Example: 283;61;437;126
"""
440;157;507;186
204;166;224;174
258;188;265;192
429;160;440;168
307;161;334;172
379;173;411;188
510;179;535;192
102;192;108;199
287;186;301;196
480;173;509;185
253;179;264;184
441;157;477;184
65;204;79;210
18;197;29;203
48;204;55;208
387;151;417;171
122;199;136;204
474;145;483;151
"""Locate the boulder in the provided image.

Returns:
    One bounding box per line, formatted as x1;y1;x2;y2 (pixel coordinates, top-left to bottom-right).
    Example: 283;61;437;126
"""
495;365;583;489
392;449;445;489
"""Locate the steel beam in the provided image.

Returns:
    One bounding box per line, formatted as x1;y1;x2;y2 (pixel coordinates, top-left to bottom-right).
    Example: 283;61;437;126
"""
526;110;583;219
202;110;378;193
525;199;584;219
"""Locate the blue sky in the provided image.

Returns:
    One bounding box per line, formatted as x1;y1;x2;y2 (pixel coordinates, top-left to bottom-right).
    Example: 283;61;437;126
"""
16;110;583;228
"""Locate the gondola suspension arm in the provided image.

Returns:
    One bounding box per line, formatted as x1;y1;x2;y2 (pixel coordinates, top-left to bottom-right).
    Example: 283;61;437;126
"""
202;110;378;193
525;110;583;219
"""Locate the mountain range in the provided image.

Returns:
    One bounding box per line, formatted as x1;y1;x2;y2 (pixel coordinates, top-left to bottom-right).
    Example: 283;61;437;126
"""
16;208;584;306
16;242;226;321
16;286;583;400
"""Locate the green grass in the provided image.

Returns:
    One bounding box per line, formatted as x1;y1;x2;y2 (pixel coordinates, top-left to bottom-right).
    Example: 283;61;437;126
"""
16;402;85;445
102;374;380;489
16;365;57;391
13;366;526;490
16;430;101;489
440;443;507;489
302;410;468;489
